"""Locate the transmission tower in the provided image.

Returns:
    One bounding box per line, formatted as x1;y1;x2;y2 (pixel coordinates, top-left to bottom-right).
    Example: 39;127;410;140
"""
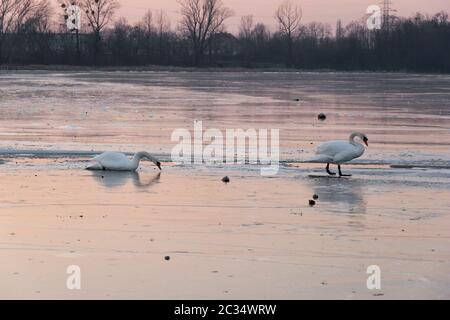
381;0;397;32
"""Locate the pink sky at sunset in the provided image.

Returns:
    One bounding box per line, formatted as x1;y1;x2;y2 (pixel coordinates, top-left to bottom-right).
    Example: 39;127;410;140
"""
114;0;450;32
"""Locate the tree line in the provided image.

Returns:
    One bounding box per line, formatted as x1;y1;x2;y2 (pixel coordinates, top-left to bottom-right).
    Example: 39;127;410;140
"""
1;0;449;72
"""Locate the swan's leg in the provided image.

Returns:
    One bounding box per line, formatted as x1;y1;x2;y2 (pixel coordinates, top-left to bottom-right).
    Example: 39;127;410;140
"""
338;165;352;177
326;163;336;175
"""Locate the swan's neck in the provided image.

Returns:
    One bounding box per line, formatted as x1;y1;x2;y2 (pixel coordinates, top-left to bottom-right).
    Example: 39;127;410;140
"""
131;152;159;169
131;152;146;169
349;133;362;146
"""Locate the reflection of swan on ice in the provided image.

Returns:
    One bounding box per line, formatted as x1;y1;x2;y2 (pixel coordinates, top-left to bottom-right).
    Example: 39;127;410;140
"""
91;171;161;188
87;151;161;171
307;176;367;216
310;132;368;177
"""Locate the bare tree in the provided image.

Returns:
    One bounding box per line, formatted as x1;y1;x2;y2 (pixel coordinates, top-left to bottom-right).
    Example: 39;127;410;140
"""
155;9;170;63
82;0;119;60
238;15;254;66
238;15;253;40
336;19;343;40
178;0;233;65
0;0;38;63
300;22;332;43
24;0;53;63
138;10;154;63
275;0;302;67
253;23;270;45
141;9;153;34
155;9;170;36
29;0;52;33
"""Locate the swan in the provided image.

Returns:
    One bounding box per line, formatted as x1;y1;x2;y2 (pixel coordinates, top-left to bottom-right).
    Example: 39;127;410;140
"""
310;132;368;177
87;151;161;171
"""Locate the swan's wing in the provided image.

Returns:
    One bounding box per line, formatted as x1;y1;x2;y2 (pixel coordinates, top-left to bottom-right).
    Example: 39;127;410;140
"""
88;152;114;170
334;146;365;163
92;152;131;169
309;154;334;163
310;140;365;164
316;140;352;157
92;153;108;162
93;152;127;161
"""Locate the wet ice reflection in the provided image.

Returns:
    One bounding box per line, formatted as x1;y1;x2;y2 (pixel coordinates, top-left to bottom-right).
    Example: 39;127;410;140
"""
90;170;161;189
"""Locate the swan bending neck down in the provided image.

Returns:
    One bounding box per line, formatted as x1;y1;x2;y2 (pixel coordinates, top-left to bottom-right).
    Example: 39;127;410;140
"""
87;151;162;171
310;132;368;177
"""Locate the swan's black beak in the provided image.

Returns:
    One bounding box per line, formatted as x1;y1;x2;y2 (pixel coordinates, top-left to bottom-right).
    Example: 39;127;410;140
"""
363;138;369;146
156;162;162;170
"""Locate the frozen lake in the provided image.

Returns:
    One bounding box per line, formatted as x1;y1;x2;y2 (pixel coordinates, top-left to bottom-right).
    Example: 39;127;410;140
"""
1;71;450;166
0;71;449;299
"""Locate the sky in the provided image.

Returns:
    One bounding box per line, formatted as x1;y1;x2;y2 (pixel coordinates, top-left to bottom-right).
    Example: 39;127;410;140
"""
114;0;450;32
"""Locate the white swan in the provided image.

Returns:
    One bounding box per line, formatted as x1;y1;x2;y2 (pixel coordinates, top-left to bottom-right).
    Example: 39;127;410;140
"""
310;132;368;177
87;151;161;171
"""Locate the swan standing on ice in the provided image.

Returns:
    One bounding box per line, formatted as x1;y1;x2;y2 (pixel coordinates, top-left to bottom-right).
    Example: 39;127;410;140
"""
87;151;161;171
310;132;368;177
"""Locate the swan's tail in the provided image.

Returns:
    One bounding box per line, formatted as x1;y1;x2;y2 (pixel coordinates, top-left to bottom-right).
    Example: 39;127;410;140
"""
86;163;103;170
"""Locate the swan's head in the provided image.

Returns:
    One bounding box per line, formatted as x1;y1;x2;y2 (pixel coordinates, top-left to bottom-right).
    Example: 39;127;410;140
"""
363;135;369;146
137;152;162;170
351;132;369;146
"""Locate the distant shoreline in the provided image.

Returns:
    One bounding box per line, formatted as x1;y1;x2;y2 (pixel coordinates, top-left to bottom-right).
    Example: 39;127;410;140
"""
1;64;449;75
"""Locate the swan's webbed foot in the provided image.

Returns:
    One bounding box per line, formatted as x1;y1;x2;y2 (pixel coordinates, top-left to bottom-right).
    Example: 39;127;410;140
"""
338;165;352;177
326;163;336;175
